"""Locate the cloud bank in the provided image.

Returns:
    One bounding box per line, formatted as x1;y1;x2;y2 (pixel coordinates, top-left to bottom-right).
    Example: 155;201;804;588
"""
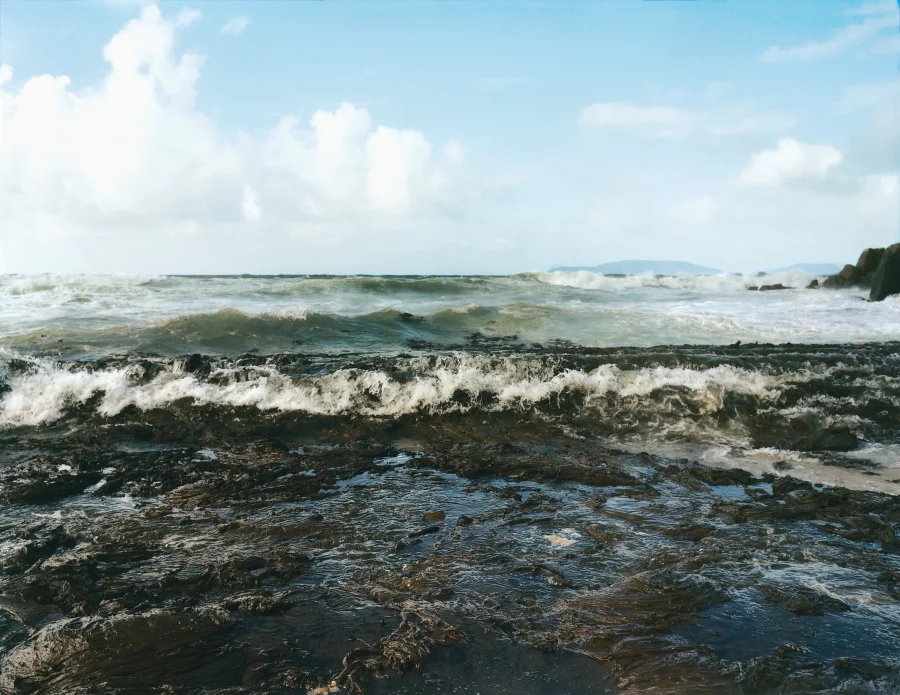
0;5;466;272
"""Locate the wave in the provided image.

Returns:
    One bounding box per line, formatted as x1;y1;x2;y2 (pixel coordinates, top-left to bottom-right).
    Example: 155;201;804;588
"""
0;273;160;296
0;353;782;428
4;344;900;493
1;304;564;357
532;269;827;292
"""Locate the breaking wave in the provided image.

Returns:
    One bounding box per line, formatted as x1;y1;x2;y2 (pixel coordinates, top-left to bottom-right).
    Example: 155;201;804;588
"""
0;353;782;428
532;269;823;292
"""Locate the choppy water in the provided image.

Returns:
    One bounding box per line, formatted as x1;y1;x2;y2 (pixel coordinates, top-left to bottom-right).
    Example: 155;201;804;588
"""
3;271;900;357
2;272;900;694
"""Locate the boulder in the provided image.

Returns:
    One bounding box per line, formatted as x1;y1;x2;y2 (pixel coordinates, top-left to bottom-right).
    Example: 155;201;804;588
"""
759;284;791;291
821;264;859;289
856;247;885;276
838;264;859;283
805;279;819;289
870;243;900;302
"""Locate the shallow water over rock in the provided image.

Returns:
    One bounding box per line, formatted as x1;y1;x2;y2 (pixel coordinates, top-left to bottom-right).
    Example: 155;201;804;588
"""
1;359;899;694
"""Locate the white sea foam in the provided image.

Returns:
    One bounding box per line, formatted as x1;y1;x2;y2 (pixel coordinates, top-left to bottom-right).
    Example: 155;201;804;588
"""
534;269;821;292
0;355;782;428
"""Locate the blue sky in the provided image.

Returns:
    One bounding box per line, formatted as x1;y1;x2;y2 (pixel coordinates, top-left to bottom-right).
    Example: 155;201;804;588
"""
0;0;897;274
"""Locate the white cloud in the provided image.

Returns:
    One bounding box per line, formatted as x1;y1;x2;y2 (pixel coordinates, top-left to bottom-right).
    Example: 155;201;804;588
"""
443;139;467;167
221;16;250;36
367;127;432;214
0;4;466;272
581;99;794;140
580;102;696;138
760;10;896;62
737;138;843;187
584;170;898;273
241;185;261;223
851;0;899;16
836;80;900;112
175;8;201;28
0;64;11;86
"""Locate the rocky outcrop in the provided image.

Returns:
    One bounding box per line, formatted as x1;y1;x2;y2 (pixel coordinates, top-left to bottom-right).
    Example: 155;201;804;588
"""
817;248;886;291
747;283;792;291
870;243;900;302
821;264;859;289
857;247;885;276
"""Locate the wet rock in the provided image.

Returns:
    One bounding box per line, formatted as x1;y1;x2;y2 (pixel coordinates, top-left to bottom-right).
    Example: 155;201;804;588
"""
806;279;819;289
222;590;294;615
0;457;102;505
870;243;900;301
422;510;446;522
455;515;473;527
181;353;212;377
738;643;809;693
856;247;885;276
244;662;314;690
583;524;622;546
822;264;860;289
758;283;792;291
751;415;858;452
408;525;441;538
0;607;236;693
795;428;858;452
759;585;850;616
658;522;717;542
334;611;465;693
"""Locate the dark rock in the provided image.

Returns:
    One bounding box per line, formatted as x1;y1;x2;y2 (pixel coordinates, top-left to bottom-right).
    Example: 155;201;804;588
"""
838;264;859;282
408;525;441;538
747;286;759;291
422;510;446;522
0;607;236;692
751;415;858;452
793;428;858;453
759;284;792;291
856;247;885;276
821;274;851;289
869;243;900;302
805;279;819;289
334;612;465;693
455;515;474;527
0;457;102;505
181;353;211;377
759;584;850;616
822;263;860;289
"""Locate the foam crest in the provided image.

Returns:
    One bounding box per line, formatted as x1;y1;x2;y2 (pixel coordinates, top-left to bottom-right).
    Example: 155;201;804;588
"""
0;355;782;427
534;269;822;292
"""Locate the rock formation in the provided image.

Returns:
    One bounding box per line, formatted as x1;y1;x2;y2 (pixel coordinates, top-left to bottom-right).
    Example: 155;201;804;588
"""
870;244;900;302
814;246;900;300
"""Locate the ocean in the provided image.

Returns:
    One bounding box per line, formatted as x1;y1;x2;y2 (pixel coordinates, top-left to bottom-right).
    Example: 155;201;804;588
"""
1;271;899;693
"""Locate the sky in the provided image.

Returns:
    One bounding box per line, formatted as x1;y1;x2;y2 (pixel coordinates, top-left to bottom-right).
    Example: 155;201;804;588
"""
0;0;897;274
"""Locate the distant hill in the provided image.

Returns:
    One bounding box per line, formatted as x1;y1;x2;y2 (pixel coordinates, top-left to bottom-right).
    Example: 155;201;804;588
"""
765;263;841;275
550;259;724;276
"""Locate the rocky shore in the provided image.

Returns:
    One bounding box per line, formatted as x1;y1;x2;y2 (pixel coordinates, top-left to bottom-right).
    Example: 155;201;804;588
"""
1;343;899;694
